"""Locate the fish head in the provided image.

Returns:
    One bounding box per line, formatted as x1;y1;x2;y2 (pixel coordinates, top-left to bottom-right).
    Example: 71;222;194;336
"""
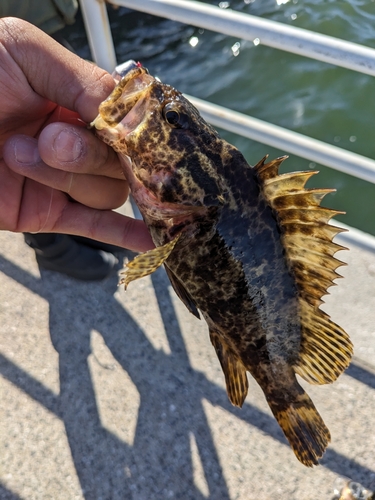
91;66;226;215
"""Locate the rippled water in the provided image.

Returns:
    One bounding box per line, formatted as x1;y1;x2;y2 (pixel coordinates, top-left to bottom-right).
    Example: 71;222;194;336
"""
64;1;375;234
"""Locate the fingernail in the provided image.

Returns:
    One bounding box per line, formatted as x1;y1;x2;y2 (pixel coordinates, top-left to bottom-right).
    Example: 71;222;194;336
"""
53;129;83;162
14;137;41;164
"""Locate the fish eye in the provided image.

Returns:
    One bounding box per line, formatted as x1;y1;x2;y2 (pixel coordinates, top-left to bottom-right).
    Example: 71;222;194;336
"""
164;109;180;126
162;103;189;129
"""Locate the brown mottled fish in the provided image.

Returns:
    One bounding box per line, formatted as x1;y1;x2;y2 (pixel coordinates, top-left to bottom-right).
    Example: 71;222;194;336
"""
91;65;353;466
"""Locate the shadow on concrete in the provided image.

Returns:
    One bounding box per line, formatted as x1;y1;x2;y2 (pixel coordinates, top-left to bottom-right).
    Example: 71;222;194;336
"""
1;253;374;497
346;361;375;391
0;484;22;500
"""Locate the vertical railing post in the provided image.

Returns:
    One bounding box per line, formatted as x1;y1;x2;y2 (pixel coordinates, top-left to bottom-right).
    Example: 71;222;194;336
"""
79;0;117;72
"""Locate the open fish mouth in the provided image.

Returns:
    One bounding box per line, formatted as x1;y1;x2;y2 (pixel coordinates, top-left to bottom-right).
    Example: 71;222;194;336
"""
91;62;154;137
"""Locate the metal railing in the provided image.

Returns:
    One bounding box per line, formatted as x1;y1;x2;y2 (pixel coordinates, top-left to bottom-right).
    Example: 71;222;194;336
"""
79;0;375;184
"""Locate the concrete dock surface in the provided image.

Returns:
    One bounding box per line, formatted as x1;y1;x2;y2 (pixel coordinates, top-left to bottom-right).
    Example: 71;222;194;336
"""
1;220;375;499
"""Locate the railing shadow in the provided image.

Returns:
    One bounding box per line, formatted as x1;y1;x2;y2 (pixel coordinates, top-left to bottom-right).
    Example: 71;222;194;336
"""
0;253;230;499
346;360;375;391
1;253;375;498
0;484;22;500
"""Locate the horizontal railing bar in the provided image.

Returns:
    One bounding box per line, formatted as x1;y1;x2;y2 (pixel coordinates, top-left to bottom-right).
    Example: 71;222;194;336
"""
186;95;375;184
335;222;375;254
116;0;375;76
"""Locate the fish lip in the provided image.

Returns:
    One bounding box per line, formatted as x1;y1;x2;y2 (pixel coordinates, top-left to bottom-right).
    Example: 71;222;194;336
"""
118;74;154;133
116;94;150;138
91;70;154;135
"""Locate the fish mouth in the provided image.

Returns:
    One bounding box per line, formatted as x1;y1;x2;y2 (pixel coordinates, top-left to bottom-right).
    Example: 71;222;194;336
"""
91;65;154;137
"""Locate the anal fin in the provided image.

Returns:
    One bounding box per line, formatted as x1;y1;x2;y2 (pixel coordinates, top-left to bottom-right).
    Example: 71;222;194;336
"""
120;235;180;289
210;330;248;407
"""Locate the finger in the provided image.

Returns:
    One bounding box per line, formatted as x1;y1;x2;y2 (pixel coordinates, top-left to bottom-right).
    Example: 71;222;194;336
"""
13;179;153;252
38;122;125;179
53;204;155;253
0;160;24;231
1;18;115;121
3;135;129;210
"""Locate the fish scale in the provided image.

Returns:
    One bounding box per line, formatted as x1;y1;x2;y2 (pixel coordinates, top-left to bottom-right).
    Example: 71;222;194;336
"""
91;65;353;467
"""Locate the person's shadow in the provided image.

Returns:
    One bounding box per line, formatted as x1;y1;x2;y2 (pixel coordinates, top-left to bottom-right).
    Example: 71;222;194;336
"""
1;250;374;499
46;260;234;499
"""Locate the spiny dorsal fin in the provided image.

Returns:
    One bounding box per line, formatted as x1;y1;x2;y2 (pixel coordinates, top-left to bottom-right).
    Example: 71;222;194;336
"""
210;330;249;407
255;156;353;384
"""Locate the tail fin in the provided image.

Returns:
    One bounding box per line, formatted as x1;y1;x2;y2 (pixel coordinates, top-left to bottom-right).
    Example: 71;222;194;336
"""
268;390;330;467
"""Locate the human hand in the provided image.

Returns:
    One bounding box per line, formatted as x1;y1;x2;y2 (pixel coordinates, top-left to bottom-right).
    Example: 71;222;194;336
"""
0;17;153;252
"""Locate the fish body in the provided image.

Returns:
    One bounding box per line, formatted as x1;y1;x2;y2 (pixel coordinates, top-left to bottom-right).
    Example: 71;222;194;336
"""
92;66;353;466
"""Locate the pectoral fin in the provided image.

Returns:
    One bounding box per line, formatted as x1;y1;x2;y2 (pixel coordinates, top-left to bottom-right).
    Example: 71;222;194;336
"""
210;330;248;407
164;264;200;319
120;235;180;289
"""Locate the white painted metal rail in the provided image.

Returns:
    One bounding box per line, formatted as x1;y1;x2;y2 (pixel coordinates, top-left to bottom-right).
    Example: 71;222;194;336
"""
117;0;375;77
186;96;375;184
78;0;375;184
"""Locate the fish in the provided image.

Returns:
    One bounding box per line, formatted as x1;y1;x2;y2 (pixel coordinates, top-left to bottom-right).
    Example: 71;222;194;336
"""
91;65;353;466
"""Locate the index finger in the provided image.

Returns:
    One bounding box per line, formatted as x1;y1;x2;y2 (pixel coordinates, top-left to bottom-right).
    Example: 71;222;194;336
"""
0;17;115;122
